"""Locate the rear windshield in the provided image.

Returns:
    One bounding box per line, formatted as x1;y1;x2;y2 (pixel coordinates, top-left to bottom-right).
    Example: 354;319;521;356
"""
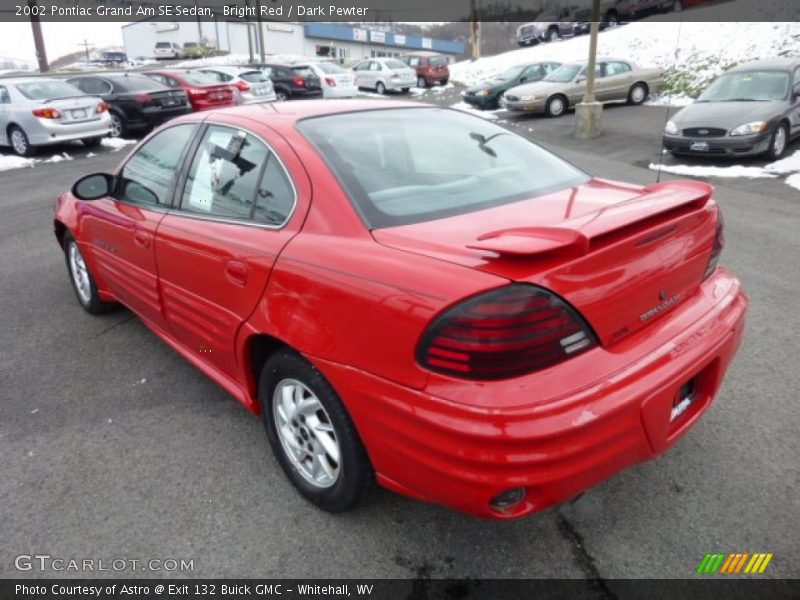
181;71;220;85
155;42;171;48
299;108;588;228
291;66;314;77
240;71;268;82
109;75;168;92
429;56;447;66
315;62;347;74
15;80;83;100
183;42;199;48
384;59;408;70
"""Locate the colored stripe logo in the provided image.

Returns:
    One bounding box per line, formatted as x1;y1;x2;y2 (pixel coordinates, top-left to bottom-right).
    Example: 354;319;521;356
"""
696;552;773;574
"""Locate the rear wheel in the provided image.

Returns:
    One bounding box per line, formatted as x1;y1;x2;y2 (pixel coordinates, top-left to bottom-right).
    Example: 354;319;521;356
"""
63;232;116;314
417;76;427;88
401;87;410;94
547;28;560;42
766;123;788;160
8;125;33;157
376;81;386;95
109;113;126;138
545;95;567;117
259;349;373;512
627;82;649;105
605;12;619;26
82;136;103;148
275;89;289;102
672;0;683;11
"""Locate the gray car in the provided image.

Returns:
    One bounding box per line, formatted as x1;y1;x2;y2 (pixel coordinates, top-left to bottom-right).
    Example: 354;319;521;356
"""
353;58;416;94
501;58;663;117
0;77;111;156
663;58;800;160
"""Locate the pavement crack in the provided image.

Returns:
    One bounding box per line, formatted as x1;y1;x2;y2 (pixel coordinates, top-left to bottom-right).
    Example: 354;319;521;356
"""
93;314;135;338
556;511;617;600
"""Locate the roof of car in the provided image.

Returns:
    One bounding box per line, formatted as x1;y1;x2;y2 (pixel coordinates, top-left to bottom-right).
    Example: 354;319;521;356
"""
729;58;800;71
0;77;61;85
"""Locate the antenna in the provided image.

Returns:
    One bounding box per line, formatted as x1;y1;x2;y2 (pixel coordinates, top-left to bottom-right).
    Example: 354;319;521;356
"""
656;18;683;184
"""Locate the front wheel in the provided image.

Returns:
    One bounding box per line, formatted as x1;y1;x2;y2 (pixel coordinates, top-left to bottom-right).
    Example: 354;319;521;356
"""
63;232;116;314
545;95;567;117
376;81;386;95
765;123;788;160
627;82;649;105
275;89;289;102
547;28;559;42
259;349;374;512
417;76;427;88
8;125;33;157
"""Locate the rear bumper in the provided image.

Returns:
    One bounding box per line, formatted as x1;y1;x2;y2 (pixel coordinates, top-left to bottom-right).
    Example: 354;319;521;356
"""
663;133;772;157
26;113;112;146
501;98;547;113
311;269;747;518
323;87;359;99
384;80;414;91
127;106;192;131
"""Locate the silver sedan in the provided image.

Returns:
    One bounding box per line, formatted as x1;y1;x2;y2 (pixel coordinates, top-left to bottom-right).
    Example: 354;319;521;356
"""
197;66;277;104
0;77;111;156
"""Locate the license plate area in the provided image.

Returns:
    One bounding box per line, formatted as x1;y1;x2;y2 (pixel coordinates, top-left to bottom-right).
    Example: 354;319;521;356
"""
690;140;710;152
670;376;697;422
71;109;87;120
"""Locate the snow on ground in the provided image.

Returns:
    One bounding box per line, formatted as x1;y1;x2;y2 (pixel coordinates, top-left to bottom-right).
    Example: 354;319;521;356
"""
449;102;500;120
644;94;694;108
450;22;800;99
101;138;137;151
43;152;73;164
173;54;310;69
649;150;800;193
0;155;36;172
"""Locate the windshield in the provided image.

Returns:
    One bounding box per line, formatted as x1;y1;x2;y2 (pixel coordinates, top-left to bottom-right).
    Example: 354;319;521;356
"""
545;64;581;83
698;70;789;102
298;108;588;228
495;65;525;81
15;80;83;100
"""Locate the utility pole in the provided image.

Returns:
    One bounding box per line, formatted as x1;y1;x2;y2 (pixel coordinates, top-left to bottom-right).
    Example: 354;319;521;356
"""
28;0;48;72
255;0;266;62
244;0;254;63
78;39;94;62
574;0;603;139
469;0;480;61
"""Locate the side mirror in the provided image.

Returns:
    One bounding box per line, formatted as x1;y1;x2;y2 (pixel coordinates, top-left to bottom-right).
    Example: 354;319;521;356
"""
520;76;528;83
576;77;586;85
72;173;113;200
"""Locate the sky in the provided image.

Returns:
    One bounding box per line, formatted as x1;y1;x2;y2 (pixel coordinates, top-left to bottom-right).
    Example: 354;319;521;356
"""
0;22;130;64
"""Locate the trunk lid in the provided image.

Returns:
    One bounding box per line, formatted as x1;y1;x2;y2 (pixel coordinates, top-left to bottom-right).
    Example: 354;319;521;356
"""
371;178;718;346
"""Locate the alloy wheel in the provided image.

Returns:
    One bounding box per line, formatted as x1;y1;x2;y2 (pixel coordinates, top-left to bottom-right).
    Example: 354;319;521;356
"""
773;126;787;157
631;85;647;104
109;115;122;138
68;242;92;306
10;129;28;156
272;378;341;489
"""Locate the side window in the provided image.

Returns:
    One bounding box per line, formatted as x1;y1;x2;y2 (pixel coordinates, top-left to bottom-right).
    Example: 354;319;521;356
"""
369;62;381;71
794;66;800;88
354;62;367;71
118;124;196;207
181;125;272;222
166;77;180;88
77;78;111;95
606;62;631;76
409;57;420;67
147;73;166;85
522;65;542;80
253;156;295;226
0;86;9;103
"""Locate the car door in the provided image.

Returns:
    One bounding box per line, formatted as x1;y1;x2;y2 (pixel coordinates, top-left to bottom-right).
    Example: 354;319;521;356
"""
601;61;634;101
519;64;544;85
154;121;309;380
79;123;198;329
589;62;615;101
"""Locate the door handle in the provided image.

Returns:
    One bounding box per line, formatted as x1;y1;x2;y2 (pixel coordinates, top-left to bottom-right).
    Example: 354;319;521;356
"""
134;229;151;249
224;260;248;287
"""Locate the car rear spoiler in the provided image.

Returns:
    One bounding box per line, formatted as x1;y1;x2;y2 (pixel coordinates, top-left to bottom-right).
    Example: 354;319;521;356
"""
466;180;713;257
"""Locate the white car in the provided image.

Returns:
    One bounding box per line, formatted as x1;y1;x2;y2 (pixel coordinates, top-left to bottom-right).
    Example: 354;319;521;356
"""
353;58;415;94
307;62;358;99
197;66;277;104
153;42;182;60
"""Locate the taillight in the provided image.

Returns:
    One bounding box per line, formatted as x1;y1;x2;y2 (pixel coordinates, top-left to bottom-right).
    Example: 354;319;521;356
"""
95;101;108;113
417;284;597;380
234;80;250;92
704;210;724;279
293;75;305;87
325;77;337;87
188;88;207;97
32;107;60;119
135;93;150;104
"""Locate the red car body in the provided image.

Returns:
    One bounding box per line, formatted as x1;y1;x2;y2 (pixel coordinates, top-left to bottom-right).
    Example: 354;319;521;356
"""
142;69;235;111
53;101;747;518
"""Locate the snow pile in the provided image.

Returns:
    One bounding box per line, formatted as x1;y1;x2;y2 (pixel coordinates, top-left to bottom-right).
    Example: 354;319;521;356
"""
649;150;800;192
0;155;36;172
450;22;800;98
43;152;73;164
450;102;500;120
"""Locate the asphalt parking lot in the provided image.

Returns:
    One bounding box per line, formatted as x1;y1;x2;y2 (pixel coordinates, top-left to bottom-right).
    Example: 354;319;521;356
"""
1;93;798;586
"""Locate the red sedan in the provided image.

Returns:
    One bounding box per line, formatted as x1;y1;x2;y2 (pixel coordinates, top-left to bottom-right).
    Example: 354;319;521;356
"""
143;69;235;112
53;101;747;518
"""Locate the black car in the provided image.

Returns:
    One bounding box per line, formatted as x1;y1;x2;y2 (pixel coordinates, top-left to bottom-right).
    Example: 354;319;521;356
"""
663;58;800;160
67;73;191;138
463;62;562;110
250;63;322;101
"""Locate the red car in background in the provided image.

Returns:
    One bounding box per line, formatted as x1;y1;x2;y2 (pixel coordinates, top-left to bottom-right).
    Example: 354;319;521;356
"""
143;69;235;111
53;101;746;519
400;52;450;88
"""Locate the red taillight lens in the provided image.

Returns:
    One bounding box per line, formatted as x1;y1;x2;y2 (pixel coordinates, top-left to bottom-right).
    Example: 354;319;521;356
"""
293;75;305;87
188;88;207;97
234;80;250;92
417;284;597;380
135;92;150;104
325;77;337;87
703;210;724;279
96;101;108;113
32;107;61;119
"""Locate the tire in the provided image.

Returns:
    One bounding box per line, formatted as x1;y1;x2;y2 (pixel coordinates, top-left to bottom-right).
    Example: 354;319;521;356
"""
63;232;116;314
109;113;126;138
545;95;567;118
765;123;789;160
275;89;289;102
605;12;618;27
8;125;33;157
672;0;683;11
547;28;559;42
259;349;374;512
627;82;649;105
417;76;427;88
441;79;449;86
82;136;104;148
401;87;410;94
376;81;386;95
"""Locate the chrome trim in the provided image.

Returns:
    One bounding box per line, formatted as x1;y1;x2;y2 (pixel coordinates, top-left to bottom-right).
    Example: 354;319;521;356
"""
169;120;298;231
